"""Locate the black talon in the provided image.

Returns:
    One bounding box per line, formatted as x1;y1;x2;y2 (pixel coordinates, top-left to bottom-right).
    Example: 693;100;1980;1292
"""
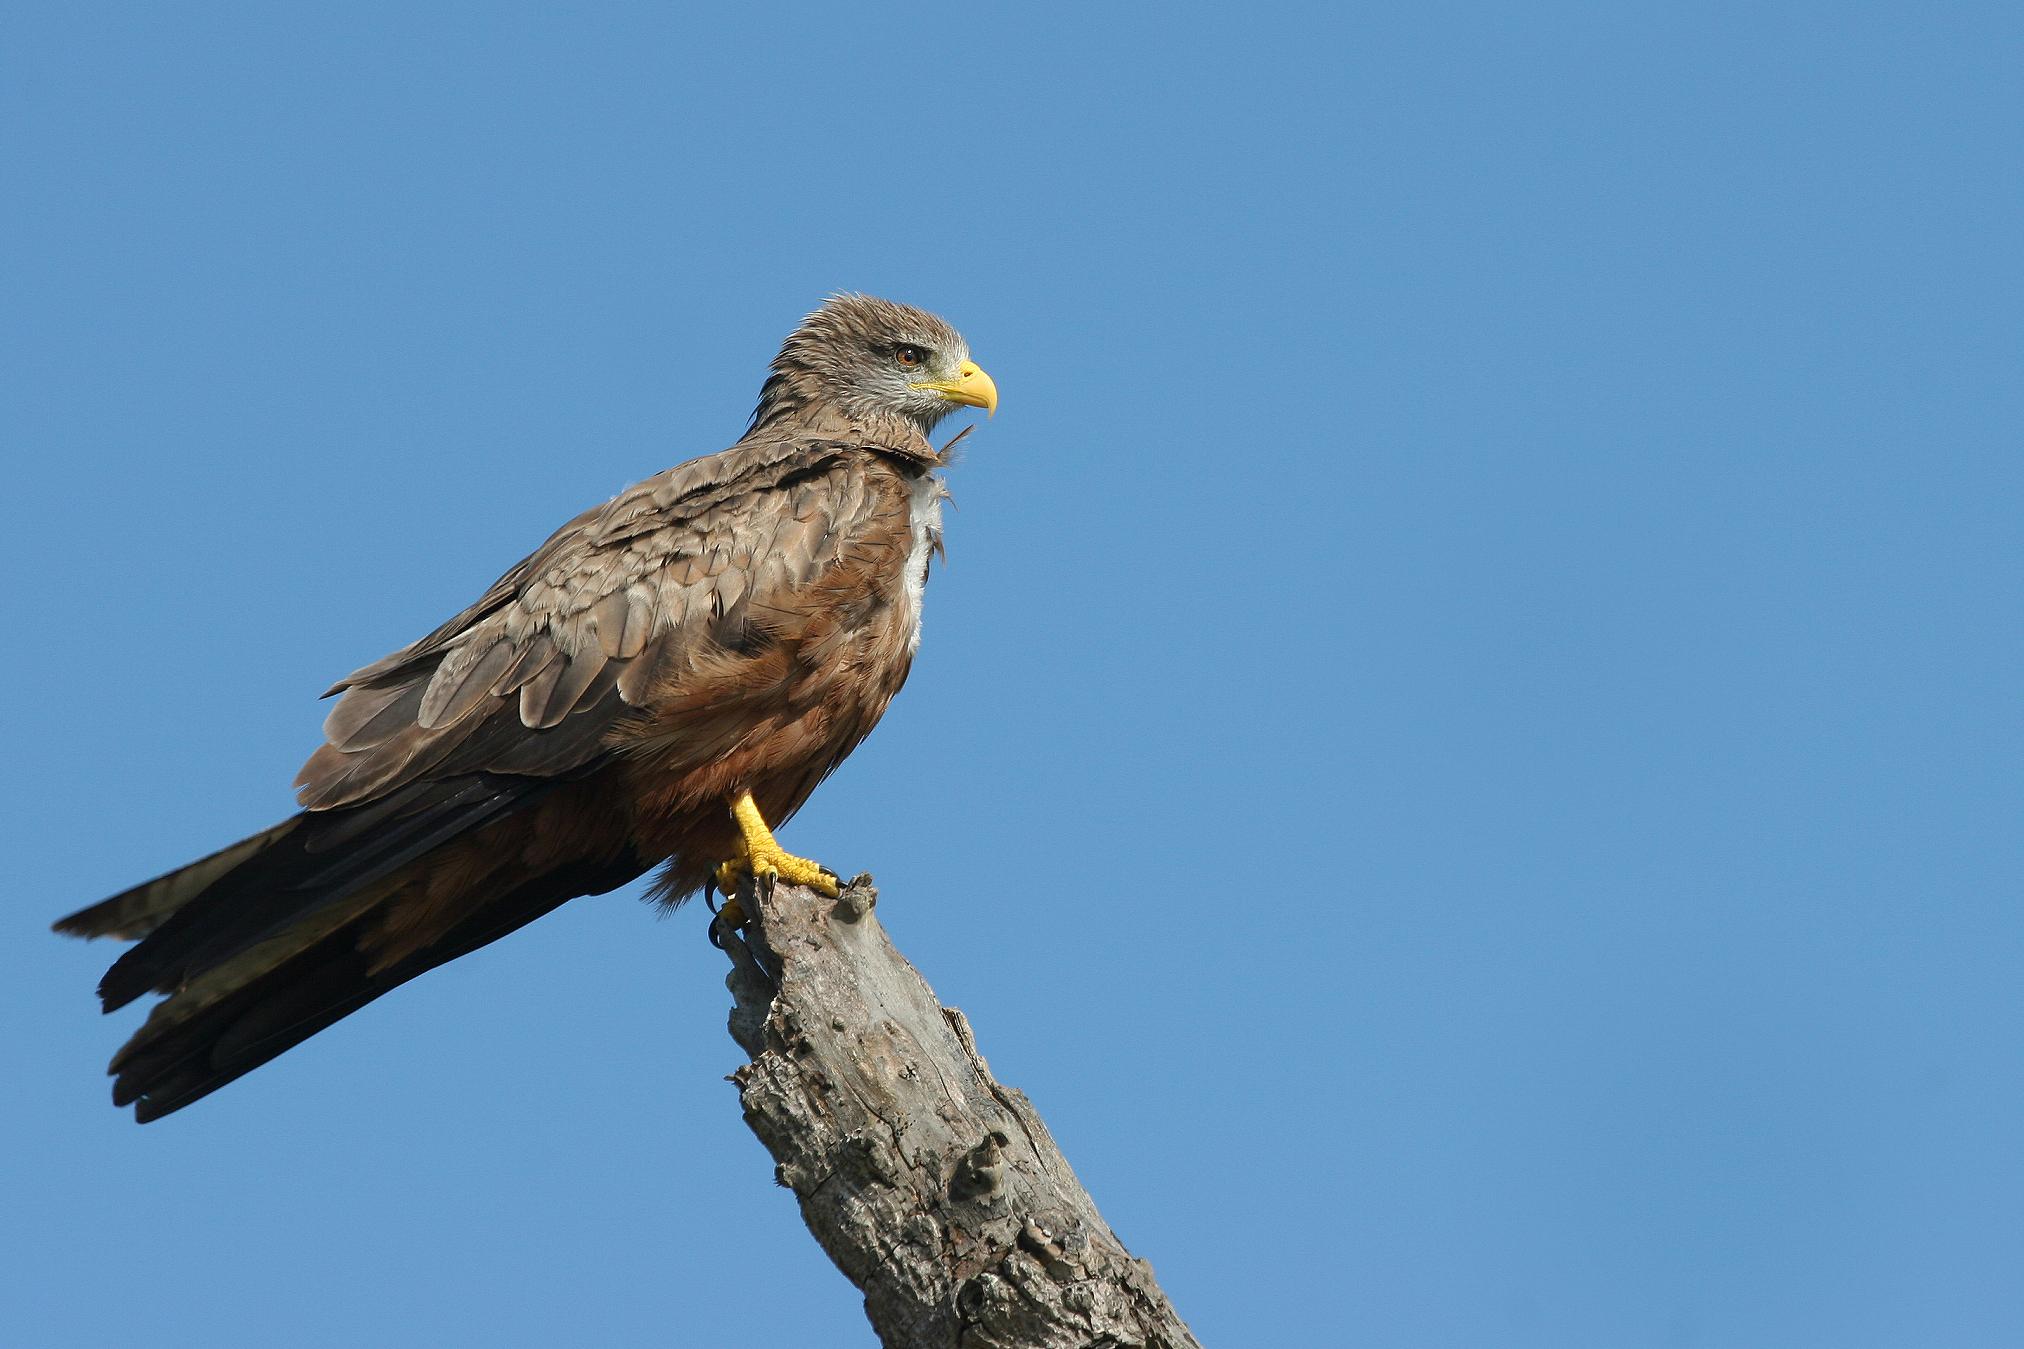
709;888;751;951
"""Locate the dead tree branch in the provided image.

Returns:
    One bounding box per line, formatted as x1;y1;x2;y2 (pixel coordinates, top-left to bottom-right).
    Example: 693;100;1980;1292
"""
712;874;1203;1349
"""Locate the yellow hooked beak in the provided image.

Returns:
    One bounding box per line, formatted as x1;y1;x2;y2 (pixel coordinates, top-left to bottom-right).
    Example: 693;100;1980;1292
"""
914;360;998;417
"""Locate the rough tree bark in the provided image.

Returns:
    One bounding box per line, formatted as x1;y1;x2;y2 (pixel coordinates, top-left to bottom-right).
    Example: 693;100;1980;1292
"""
710;873;1203;1349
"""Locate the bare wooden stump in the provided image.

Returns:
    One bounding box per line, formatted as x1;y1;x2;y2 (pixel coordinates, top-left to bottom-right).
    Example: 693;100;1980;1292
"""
712;873;1203;1349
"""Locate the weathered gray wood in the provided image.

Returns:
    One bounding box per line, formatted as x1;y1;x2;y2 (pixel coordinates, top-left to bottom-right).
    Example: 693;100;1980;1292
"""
713;874;1203;1349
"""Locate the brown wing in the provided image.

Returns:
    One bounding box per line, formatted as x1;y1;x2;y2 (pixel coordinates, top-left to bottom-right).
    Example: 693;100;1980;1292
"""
87;431;908;1007
64;434;925;1120
294;433;896;810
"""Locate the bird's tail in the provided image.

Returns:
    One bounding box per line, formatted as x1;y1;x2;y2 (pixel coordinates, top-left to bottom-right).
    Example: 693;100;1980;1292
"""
55;773;650;1121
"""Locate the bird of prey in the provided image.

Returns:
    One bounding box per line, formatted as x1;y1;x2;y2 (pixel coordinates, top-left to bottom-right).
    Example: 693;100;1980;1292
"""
55;295;997;1122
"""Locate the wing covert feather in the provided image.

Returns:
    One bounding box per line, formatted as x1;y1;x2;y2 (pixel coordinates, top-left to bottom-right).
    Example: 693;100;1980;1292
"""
296;437;914;811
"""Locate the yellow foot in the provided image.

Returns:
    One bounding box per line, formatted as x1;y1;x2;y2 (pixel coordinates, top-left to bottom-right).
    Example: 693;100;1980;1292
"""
714;892;746;930
716;790;841;898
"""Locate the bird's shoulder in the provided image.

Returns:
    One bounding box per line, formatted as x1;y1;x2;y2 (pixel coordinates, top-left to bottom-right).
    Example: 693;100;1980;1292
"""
338;433;931;690
296;432;935;809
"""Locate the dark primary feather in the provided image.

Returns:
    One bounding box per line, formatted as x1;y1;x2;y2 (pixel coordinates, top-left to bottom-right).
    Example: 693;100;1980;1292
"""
53;820;304;944
92;773;572;1013
110;849;649;1122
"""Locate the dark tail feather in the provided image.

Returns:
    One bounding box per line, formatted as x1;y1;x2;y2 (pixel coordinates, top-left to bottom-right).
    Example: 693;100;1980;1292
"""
54;820;305;943
109;851;649;1122
63;773;573;1013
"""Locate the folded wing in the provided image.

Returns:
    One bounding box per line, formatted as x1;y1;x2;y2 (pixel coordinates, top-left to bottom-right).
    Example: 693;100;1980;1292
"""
57;434;900;1120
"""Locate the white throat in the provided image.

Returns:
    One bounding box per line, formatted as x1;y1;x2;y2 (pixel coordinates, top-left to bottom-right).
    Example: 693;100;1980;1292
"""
901;471;946;653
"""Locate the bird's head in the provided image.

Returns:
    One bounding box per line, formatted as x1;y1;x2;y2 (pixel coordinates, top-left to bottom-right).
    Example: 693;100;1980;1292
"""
748;294;997;442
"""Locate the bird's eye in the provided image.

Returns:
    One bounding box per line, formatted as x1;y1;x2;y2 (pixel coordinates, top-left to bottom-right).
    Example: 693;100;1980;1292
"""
895;345;927;367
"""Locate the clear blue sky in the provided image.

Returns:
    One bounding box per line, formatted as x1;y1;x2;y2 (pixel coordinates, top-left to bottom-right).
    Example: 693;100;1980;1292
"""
4;3;2019;1346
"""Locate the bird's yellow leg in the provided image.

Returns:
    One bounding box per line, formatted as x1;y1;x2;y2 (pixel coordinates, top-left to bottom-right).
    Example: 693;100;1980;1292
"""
714;790;840;899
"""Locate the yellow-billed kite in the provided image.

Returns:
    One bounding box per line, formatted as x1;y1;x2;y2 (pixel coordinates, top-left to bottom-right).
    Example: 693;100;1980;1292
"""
56;295;996;1121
